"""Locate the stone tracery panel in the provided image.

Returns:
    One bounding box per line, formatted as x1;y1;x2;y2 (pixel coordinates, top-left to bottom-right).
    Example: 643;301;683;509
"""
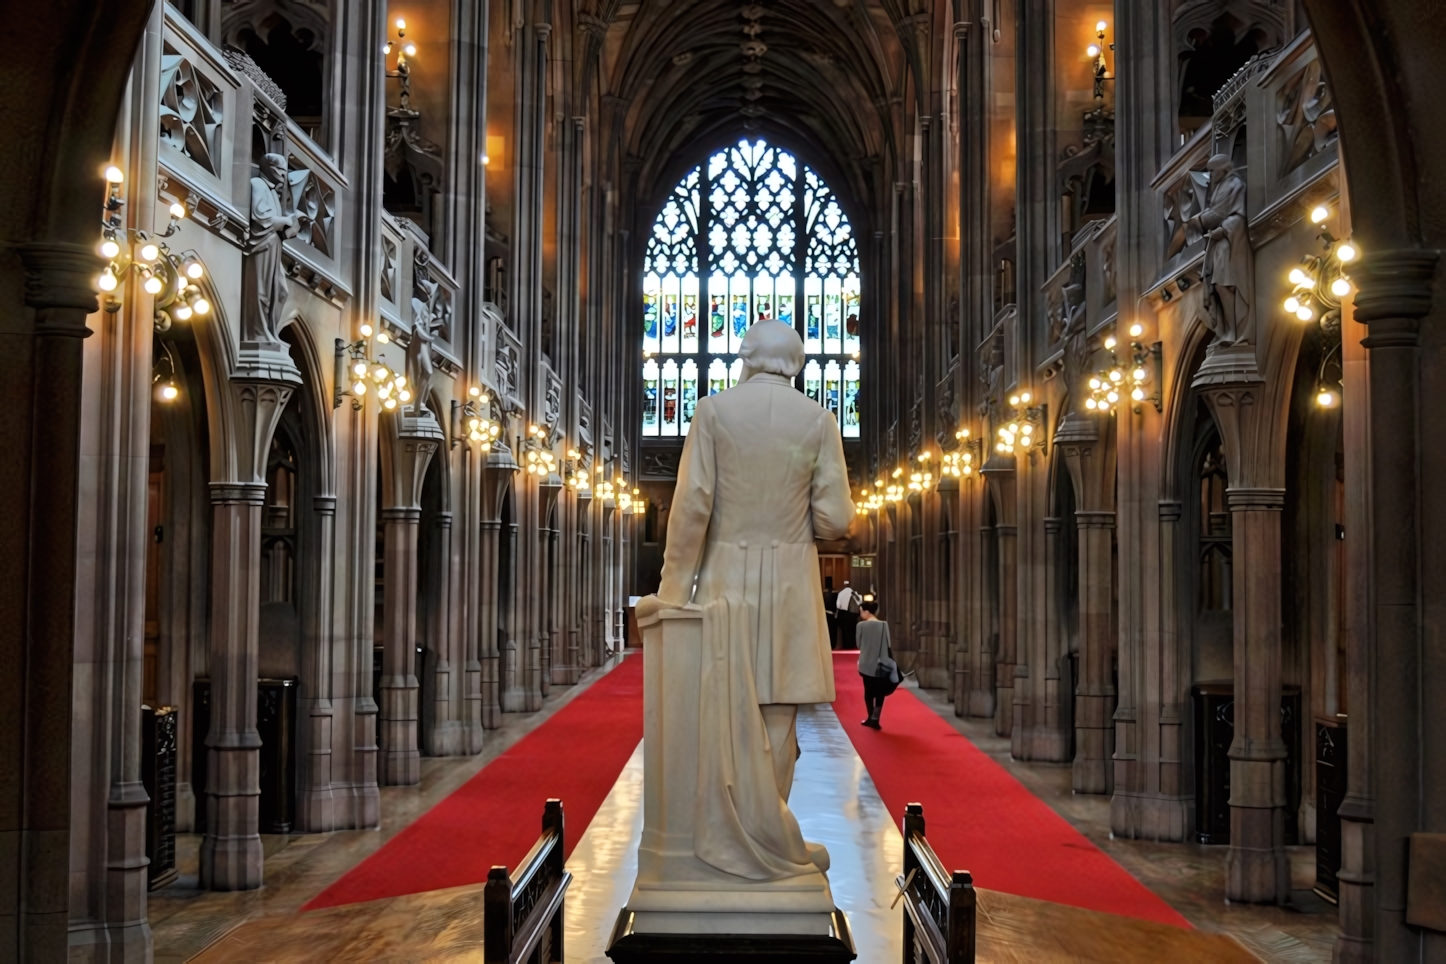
160;46;224;174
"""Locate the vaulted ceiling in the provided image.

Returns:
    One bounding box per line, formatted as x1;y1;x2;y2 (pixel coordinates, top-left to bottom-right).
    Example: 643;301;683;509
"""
595;0;918;229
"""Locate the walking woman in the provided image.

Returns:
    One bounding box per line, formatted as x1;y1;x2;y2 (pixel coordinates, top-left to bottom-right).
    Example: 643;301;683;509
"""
856;600;893;728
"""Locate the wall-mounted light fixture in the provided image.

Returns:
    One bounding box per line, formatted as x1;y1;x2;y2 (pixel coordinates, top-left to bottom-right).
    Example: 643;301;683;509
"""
996;393;1046;456
96;166;208;331
334;323;406;411
385;16;418;110
1123;322;1164;412
1284;204;1354;408
1088;21;1113;100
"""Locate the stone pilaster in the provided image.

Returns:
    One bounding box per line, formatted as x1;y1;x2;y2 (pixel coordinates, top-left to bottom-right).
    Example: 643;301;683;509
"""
378;412;442;786
1199;375;1290;904
982;461;1017;736
201;371;296;892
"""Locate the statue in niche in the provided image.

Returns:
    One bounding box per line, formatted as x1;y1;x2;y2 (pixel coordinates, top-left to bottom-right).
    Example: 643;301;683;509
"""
241;153;302;347
979;333;1005;424
406;271;439;413
1187;154;1252;346
636;321;853;882
1061;266;1091;410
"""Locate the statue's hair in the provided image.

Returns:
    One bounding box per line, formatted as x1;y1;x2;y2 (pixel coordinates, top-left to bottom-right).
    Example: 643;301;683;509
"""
739;320;806;379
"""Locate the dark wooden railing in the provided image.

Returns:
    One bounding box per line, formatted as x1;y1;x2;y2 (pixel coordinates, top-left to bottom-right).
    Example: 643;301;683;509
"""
898;802;976;964
485;798;572;964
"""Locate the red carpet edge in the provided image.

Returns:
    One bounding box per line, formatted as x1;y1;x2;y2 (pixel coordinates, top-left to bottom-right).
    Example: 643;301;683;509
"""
304;653;644;910
830;651;1191;929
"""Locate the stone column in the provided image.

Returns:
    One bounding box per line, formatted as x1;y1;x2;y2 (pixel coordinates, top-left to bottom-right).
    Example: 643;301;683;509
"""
1200;378;1289;904
1075;509;1117;795
378;415;441;786
427;510;455;755
201;372;297;892
1059;417;1118;795
982;465;1018;737
1350;249;1438;959
297;494;337;831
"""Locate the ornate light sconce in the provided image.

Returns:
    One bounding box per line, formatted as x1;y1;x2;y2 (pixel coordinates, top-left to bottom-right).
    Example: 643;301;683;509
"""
996;393;1046;456
1085;337;1127;414
939;427;975;490
523;423;559;480
96;166;208;330
1124;322;1164;412
452;384;503;450
152;340;182;403
907;451;936;494
1283;204;1355;408
1087;21;1113;100
334;323;407;411
565;448;593;495
385;17;418;110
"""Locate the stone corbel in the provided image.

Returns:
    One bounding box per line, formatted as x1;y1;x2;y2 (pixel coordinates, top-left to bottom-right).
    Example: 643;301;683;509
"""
384;410;445;510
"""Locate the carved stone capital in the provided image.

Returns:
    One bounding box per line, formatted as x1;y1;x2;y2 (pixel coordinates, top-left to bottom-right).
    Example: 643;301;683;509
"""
1354;248;1440;348
1075;510;1116;529
383;411;443;510
209;482;268;506
233;342;303;386
1053;410;1100;446
1158;499;1184;523
1225;487;1286;511
1191;341;1262;390
22;242;102;315
230;380;294;486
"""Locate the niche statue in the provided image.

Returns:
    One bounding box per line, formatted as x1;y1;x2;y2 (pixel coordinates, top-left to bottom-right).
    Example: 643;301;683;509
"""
406;272;439;413
1188;154;1252;347
241;153;301;347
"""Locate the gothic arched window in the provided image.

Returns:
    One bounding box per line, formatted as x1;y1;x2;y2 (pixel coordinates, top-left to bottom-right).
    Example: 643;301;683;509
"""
641;140;861;438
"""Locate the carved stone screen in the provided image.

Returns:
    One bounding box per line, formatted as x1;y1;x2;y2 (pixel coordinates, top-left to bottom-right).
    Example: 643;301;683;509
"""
641;139;861;438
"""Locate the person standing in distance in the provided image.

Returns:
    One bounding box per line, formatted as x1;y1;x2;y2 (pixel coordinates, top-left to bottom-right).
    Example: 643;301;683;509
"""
823;577;839;650
856;601;892;728
835;581;861;649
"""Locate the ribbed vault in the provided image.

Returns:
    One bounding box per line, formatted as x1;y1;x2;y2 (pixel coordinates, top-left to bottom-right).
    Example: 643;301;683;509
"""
601;0;909;229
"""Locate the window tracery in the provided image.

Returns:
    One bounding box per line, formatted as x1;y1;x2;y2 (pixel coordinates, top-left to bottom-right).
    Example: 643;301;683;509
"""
642;139;861;438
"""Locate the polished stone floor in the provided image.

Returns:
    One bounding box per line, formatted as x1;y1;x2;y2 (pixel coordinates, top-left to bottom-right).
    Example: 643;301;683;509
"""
151;664;1338;962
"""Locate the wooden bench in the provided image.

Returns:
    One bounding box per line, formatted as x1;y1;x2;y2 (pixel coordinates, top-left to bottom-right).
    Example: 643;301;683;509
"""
485;798;573;963
898;802;976;964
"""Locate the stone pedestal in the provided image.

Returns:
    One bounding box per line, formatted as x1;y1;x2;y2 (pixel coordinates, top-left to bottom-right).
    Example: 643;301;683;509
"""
607;607;855;962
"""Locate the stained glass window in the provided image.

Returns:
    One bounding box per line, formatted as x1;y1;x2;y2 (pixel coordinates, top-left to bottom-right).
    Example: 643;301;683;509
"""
641;139;861;435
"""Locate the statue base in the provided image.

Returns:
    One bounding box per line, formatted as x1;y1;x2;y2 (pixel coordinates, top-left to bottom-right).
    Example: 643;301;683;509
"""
1192;340;1261;388
605;907;856;962
607;605;855;962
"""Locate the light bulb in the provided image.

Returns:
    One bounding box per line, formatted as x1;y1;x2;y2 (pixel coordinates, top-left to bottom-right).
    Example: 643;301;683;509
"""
1009;394;1020;406
1089;377;1101;389
396;17;406;29
372;367;388;382
1128;323;1144;337
98;270;118;292
1007;422;1019;433
144;276;163;295
377;331;391;344
1096;20;1107;31
100;239;120;259
1020;392;1031;403
360;323;374;338
353;381;367;395
1132;387;1146;401
1317;390;1336;407
1289;268;1307;285
353;361;367;376
1104;336;1117;349
1106;391;1119;403
186;261;204;279
193;298;210;315
173;304;192;321
1331;277;1352;297
1296;305;1315;322
1284;297;1300;314
1311;206;1330;224
1133;367;1147;381
160;383;179;401
139;243;160;262
404;43;416;56
1337;243;1357;262
469;386;481;397
1110;369;1123;382
481;154;490;166
1087;44;1101;57
1085;398;1098;410
104;166;124;183
1021;423;1034;435
170;201;187;219
384;397;397;410
399;389;412;402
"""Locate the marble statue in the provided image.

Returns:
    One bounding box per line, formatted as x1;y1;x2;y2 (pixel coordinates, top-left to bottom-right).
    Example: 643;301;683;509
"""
241;153;301;347
407;272;438;412
637;320;855;881
1188;154;1252;346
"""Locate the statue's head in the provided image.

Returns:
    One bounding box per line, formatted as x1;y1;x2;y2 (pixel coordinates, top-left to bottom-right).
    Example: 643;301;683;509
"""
259;152;287;184
1206;153;1233;173
739;320;806;381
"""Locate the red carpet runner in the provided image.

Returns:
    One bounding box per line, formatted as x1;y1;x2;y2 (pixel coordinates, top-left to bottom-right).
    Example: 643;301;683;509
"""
831;651;1190;928
305;654;644;910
